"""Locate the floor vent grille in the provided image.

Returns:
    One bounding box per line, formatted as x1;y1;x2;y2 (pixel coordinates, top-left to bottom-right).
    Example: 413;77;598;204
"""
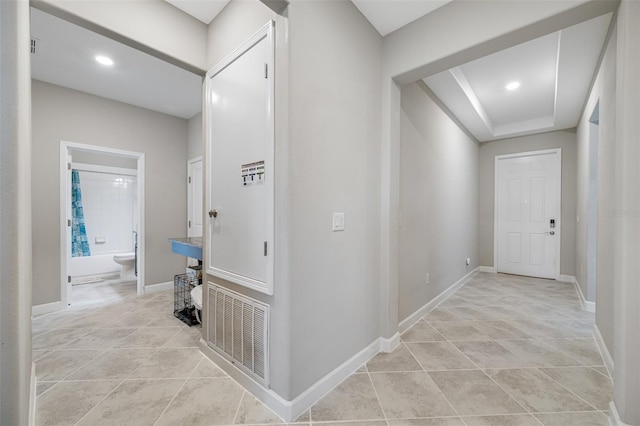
207;283;269;385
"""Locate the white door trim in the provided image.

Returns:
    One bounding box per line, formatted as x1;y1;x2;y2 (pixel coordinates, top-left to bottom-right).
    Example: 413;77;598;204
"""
60;141;146;307
187;156;203;238
493;148;562;279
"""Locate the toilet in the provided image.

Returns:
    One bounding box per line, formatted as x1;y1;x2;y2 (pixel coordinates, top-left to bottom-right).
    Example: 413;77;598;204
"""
113;252;136;280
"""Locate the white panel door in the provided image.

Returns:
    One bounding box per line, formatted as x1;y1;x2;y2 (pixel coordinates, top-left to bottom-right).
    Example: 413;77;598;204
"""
188;157;203;238
496;150;560;279
205;22;274;295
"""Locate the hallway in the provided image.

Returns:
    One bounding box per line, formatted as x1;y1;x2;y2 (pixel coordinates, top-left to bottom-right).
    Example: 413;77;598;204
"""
33;272;610;425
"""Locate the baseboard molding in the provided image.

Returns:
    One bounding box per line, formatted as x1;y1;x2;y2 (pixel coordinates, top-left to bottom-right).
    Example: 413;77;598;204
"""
572;278;596;313
558;274;576;283
478;266;497;273
398;267;479;334
380;332;400;353
200;335;388;422
32;301;65;317
29;362;36;426
594;324;614;378
144;281;172;294
609;401;633;426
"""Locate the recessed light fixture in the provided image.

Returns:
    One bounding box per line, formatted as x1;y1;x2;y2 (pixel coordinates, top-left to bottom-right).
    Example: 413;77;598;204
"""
505;81;521;91
95;55;114;66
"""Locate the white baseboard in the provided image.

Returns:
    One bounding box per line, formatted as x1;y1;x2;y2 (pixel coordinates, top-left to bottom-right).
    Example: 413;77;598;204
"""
594;324;614;378
200;335;390;422
32;301;65;317
29;362;36;426
609;401;634;426
144;281;173;294
398;267;479;334
478;266;497;273
558;274;576;283
380;332;400;353
572;278;596;313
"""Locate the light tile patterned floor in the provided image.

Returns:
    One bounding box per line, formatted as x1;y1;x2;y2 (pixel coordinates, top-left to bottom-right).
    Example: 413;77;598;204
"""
33;272;611;425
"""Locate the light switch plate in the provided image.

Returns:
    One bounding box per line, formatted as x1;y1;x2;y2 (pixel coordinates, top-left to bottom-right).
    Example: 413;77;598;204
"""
332;213;345;231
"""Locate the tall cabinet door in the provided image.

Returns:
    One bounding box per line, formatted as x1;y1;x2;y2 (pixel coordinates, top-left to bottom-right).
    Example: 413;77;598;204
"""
204;22;275;295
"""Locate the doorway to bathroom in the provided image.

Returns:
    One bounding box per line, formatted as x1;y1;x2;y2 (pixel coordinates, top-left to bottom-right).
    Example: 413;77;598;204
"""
60;141;145;307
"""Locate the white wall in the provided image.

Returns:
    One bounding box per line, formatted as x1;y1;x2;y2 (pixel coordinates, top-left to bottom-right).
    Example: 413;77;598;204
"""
31;80;188;305
287;0;382;398
399;82;479;322
187;113;202;159
478;130;577;276
0;0;33;423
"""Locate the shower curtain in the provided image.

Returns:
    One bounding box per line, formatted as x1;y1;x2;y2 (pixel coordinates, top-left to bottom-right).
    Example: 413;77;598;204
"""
71;169;91;257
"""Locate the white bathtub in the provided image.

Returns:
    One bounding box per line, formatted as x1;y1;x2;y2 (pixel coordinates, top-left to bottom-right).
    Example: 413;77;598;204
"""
70;254;120;278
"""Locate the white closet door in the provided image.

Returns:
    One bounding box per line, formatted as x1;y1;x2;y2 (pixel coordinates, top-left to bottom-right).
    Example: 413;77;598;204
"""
188;157;203;238
205;22;274;295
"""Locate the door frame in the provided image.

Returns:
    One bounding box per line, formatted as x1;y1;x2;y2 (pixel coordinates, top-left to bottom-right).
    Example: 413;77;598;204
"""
493;148;562;279
187;156;203;238
60;141;146;307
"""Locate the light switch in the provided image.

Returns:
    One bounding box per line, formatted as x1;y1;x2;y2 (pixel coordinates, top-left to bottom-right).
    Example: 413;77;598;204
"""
332;213;345;232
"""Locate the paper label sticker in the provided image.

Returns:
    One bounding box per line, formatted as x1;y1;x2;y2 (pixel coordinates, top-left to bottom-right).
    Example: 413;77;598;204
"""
241;161;265;186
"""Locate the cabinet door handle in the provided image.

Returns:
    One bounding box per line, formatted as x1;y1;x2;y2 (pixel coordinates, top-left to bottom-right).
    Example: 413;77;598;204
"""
209;209;218;218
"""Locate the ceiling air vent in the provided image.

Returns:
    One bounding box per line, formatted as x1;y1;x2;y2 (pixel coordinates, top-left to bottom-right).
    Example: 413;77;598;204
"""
30;37;39;55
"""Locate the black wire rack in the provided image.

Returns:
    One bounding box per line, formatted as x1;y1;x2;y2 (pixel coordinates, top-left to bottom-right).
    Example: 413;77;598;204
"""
173;273;200;326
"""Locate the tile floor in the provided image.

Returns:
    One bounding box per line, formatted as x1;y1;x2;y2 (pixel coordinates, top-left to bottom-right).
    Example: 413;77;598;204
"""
33;272;611;425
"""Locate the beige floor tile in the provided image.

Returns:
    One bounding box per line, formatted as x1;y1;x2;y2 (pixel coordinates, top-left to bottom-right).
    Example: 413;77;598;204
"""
497;339;581;367
32;328;92;350
591;366;611;378
144;312;186;327
369;371;456;419
35;349;104;381
429;321;491;341
534;411;609;425
422;308;462;321
452;341;530;368
429;370;525;416
539;367;613;410
401;322;446;342
32;350;52;362
155;378;244;426
63;327;137;349
67;348;156;380
129;347;203;379
405;341;476;371
190;357;228;378
366;344;422;372
77;379;182;425
509;320;577;338
234;392;283;424
313;422;387;426
35;381;58;396
471;321;533;340
293;410;310;422
486;368;595;413
387;419;464;426
445;307;499;320
162;325;202;347
113;326;182;348
36;380;120;426
460;414;540;425
543;338;605;366
310;374;384;422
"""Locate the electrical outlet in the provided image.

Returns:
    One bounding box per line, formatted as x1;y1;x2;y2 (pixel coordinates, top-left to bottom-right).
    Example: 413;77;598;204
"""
425;273;430;285
466;256;471;266
332;212;345;232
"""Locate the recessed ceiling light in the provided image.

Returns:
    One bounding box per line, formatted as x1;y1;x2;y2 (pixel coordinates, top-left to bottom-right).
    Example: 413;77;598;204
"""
505;81;521;91
95;55;114;66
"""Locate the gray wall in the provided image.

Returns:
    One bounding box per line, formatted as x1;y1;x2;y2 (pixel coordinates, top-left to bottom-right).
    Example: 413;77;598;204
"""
399;82;479;322
31;80;188;305
287;0;382;398
70;149;138;169
478;130;577;276
187;113;202;159
576;26;616;357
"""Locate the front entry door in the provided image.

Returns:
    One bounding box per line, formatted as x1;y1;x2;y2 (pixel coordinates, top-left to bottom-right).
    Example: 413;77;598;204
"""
496;150;560;279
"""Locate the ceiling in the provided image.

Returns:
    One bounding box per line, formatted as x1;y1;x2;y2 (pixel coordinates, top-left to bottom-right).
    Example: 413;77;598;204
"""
30;8;202;120
423;13;613;142
30;1;612;138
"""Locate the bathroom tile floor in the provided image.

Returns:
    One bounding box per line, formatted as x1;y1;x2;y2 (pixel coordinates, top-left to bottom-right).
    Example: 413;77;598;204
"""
33;272;611;425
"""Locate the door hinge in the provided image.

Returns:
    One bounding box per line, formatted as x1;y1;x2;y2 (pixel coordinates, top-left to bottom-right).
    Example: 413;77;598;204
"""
188;176;191;184
67;219;71;227
67;275;71;283
67;163;71;170
188;220;191;228
264;63;268;79
264;241;268;256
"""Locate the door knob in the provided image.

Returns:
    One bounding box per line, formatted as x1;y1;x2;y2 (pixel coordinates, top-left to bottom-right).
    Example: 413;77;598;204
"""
545;231;555;235
209;209;218;218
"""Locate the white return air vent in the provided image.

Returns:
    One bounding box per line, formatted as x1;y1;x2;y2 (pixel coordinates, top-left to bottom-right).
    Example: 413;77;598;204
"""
207;283;269;385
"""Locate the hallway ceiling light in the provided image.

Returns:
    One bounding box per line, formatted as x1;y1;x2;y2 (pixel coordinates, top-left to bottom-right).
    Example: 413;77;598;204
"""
95;55;114;66
505;81;521;91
